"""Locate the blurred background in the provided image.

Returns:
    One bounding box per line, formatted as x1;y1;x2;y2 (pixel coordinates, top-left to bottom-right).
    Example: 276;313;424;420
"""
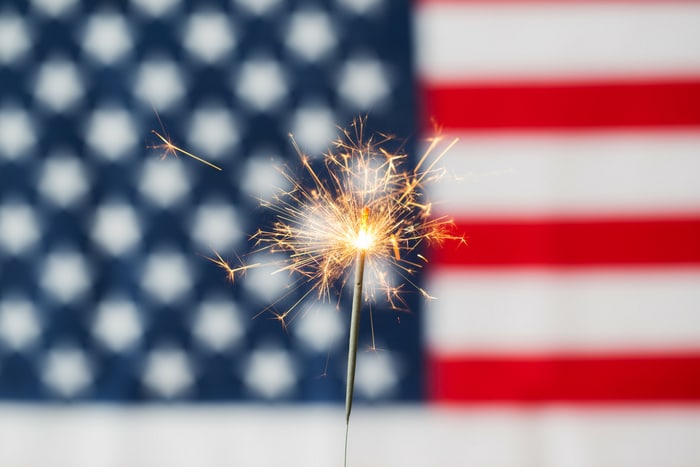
0;0;699;466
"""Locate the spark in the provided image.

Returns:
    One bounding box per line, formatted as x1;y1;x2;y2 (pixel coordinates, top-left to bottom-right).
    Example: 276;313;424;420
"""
149;130;223;171
202;250;258;283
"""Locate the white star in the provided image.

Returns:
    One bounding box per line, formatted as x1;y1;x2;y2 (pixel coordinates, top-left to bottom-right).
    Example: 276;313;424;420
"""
82;13;132;64
337;0;384;16
41;251;91;304
234;0;281;16
0;298;40;351
139;158;191;208
0;14;31;64
31;0;78;17
85;107;137;160
142;346;193;398
289;104;337;157
93;298;142;352
33;58;84;112
0;203;40;255
141;251;193;303
187;107;238;158
244;347;296;399
91;202;142;255
190;202;242;252
235;58;287;112
337;57;391;110
42;346;92;397
355;350;399;399
183;12;235;63
285;10;337;62
243;253;292;304
293;303;344;352
38;154;90;208
240;152;291;201
0;108;35;160
131;0;180;17
193;299;244;351
133;59;186;110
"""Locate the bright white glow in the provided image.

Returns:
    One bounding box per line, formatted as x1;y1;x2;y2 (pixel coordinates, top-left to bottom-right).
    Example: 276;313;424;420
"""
353;228;374;250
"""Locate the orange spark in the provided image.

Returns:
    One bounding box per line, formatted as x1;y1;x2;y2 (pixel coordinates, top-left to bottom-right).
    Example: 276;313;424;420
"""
150;130;223;171
203;250;258;283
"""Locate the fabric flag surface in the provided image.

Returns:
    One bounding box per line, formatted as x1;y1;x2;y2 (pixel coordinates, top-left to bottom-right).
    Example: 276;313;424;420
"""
1;0;700;466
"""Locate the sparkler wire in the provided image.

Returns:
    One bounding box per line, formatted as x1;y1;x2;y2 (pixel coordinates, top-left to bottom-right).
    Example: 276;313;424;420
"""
344;250;366;467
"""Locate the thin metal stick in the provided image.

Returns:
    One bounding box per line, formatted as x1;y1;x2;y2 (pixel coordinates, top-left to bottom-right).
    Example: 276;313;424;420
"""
344;249;366;467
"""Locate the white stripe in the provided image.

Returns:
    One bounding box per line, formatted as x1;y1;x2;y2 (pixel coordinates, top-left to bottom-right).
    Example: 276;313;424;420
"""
1;405;699;467
416;4;700;81
427;132;700;218
426;269;700;353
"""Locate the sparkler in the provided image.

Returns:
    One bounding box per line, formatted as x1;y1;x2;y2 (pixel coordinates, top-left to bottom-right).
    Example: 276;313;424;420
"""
250;119;463;466
150;116;462;466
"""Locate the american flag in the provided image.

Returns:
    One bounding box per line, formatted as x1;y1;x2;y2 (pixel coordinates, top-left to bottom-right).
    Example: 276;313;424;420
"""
0;0;699;466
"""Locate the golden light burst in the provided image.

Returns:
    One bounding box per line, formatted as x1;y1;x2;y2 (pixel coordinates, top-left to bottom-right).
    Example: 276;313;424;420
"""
252;119;464;319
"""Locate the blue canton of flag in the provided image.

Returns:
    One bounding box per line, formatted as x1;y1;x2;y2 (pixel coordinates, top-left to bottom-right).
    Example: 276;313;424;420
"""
0;0;417;403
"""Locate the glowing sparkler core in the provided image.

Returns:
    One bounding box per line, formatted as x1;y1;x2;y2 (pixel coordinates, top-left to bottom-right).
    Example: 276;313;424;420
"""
353;227;374;251
351;207;375;251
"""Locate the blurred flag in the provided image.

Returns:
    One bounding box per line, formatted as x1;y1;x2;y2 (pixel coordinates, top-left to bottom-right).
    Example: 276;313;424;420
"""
0;0;699;466
420;1;700;466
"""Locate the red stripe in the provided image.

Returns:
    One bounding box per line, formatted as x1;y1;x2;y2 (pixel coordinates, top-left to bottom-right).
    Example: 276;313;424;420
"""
421;79;700;130
431;216;700;266
428;353;700;402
